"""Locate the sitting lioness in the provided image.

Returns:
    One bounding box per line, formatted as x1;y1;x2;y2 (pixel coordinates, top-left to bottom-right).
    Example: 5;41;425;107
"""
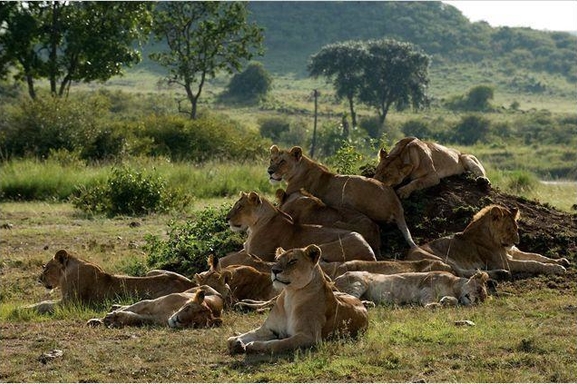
226;191;376;262
87;286;223;329
407;205;570;279
228;245;369;354
334;270;490;308
374;137;489;198
29;250;196;314
276;188;381;255
268;145;416;248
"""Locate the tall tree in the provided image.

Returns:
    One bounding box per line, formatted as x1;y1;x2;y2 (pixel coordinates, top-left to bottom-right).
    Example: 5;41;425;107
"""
0;1;153;99
359;39;430;127
308;41;366;129
150;2;264;119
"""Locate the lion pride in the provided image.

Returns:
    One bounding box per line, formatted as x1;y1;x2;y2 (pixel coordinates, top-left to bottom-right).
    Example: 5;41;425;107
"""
29;250;195;314
374;137;489;198
228;245;369;354
407;205;569;279
268;145;416;248
226;191;376;262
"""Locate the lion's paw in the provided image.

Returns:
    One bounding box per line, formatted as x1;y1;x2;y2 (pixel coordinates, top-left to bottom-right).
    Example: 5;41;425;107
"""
227;337;246;355
86;318;104;327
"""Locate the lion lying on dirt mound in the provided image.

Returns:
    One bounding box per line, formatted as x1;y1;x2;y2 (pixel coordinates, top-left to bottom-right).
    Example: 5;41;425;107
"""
87;286;223;328
29;250;196;314
276;188;381;255
407;205;570;279
334;270;489;308
228;245;369;355
268;145;416;248
374;137;489;198
226;191;376;262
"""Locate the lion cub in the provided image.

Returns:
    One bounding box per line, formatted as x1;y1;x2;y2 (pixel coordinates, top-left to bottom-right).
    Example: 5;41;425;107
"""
228;245;369;355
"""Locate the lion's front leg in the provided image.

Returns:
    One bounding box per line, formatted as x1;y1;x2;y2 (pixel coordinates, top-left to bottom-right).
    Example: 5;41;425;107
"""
26;300;60;314
245;331;319;354
505;259;566;275
508;246;570;267
227;326;278;354
397;173;440;199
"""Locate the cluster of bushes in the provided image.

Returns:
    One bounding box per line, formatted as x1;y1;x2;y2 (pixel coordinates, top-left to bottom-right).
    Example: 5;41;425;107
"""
0;92;268;163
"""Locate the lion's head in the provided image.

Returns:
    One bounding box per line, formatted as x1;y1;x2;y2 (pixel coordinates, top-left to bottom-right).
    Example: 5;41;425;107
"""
226;191;263;232
270;245;322;290
469;205;520;248
39;250;70;290
268;145;304;184
167;290;222;329
194;255;232;300
458;271;490;305
373;148;413;185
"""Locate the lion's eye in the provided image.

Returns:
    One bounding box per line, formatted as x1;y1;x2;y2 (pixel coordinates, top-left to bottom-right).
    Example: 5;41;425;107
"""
287;259;297;266
278;160;285;165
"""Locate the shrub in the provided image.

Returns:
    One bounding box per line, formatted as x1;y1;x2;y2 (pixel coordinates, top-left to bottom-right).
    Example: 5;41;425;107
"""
73;166;190;216
401;119;432;139
445;84;495;111
259;116;290;142
452;114;491;145
143;204;245;276
219;62;272;104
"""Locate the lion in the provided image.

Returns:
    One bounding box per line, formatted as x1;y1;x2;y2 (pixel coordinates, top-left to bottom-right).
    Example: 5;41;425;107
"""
276;188;381;255
194;255;280;307
268;145;416;248
29;249;196;314
87;286;223;329
227;245;369;354
226;191;376;262
373;137;490;198
334;270;490;308
407;205;569;279
321;258;454;280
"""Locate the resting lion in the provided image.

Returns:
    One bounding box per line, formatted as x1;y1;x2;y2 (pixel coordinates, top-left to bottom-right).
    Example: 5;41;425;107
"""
268;145;416;248
334;270;489;308
407;205;569;279
322;258;454;280
276;188;381;255
226;191;376;262
87;286;223;329
227;245;369;355
29;250;196;314
374;137;489;198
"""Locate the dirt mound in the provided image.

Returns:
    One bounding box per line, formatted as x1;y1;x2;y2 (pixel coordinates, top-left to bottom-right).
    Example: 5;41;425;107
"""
379;173;577;262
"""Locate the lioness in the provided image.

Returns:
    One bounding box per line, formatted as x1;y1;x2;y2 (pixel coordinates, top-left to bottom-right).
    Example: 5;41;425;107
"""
268;145;416;248
374;137;489;198
226;191;376;262
322;258;454;280
334;270;489;308
88;286;223;329
228;245;369;354
407;205;569;278
30;250;196;314
276;188;381;254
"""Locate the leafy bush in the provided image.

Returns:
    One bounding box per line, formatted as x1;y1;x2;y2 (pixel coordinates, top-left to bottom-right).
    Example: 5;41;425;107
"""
445;85;495;111
401;119;432;139
219;62;272;104
452;114;491;145
73;166;190;216
259;116;290;142
144;204;245;276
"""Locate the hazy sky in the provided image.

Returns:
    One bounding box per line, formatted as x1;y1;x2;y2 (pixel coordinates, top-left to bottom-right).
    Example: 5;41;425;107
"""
444;1;577;32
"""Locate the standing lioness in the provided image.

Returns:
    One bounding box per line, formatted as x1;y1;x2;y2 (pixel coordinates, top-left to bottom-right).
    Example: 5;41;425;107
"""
228;245;369;355
268;145;416;248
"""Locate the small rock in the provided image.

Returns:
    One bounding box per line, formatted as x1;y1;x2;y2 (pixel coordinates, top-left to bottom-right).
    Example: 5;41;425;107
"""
454;320;476;327
38;349;63;364
129;221;141;228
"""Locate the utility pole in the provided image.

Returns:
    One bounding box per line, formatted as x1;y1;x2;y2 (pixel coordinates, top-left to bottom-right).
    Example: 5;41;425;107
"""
311;89;320;158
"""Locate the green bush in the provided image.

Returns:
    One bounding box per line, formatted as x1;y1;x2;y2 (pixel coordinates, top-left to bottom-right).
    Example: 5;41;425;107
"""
219;62;272;104
452;114;491;145
73;166;190;216
259;116;290;142
401;119;432;139
143;204;245;276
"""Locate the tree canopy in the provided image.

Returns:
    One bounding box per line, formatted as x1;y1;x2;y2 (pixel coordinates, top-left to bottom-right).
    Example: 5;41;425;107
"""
0;1;153;98
150;2;264;119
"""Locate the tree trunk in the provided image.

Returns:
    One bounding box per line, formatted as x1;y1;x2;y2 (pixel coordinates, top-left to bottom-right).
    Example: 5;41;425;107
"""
347;96;357;128
26;74;36;99
48;2;60;95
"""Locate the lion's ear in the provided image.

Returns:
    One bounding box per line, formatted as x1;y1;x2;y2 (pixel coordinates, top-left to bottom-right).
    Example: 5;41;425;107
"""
379;148;388;160
275;247;286;258
270;145;279;155
54;250;69;266
490;206;505;220
221;270;233;284
472;270;489;284
304;244;322;265
248;191;261;205
275;189;287;204
194;289;206;304
290;146;302;161
511;207;520;221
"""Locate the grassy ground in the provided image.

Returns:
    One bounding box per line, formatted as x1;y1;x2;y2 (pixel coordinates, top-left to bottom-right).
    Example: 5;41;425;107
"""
1;202;576;382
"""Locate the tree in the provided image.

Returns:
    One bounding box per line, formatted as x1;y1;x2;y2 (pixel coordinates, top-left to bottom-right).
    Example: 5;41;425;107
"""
0;1;153;99
308;41;366;129
220;61;272;104
359;39;430;127
150;2;264;119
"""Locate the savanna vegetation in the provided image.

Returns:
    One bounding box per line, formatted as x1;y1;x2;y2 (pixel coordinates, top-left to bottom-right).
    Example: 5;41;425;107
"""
1;1;576;382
